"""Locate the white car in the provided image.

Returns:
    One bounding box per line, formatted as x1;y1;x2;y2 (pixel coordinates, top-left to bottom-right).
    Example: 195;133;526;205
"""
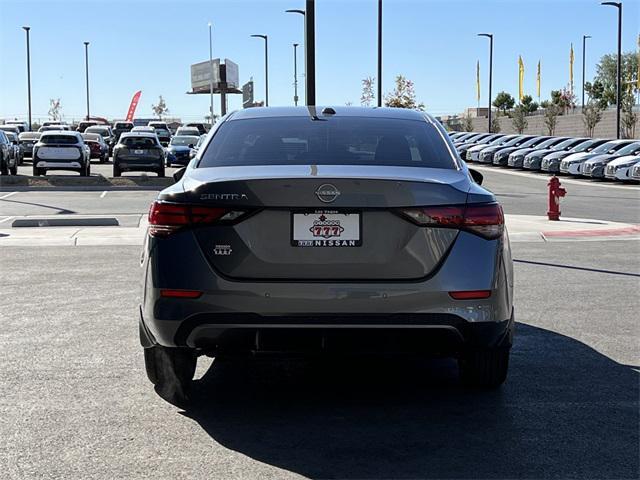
175;126;201;137
32;131;91;176
629;161;640;182
604;155;640;181
131;126;156;133
559;139;631;176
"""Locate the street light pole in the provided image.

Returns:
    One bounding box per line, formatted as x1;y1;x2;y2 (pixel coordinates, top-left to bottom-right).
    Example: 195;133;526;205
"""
22;26;32;131
293;43;299;106
478;33;493;133
601;2;622;139
285;9;306;104
582;35;591;109
83;41;90;120
208;22;214;126
250;34;269;106
377;0;382;107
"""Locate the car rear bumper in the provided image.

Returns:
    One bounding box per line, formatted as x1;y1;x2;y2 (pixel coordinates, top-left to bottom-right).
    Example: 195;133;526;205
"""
115;156;162;170
140;229;514;351
35;160;82;169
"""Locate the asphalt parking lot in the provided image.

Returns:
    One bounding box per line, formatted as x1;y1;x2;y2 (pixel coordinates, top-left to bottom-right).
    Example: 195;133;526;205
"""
1;167;638;479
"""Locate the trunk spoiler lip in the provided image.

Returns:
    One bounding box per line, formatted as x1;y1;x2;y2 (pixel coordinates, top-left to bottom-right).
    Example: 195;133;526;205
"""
182;164;469;187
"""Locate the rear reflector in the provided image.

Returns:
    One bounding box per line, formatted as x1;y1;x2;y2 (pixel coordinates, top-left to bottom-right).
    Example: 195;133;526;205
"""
399;203;504;239
160;289;203;299
148;202;241;237
448;290;492;300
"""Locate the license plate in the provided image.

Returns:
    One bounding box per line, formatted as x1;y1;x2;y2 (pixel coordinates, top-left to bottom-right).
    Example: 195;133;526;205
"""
134;149;144;155
292;210;361;247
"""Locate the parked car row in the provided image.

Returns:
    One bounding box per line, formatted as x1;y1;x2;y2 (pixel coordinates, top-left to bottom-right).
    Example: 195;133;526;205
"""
450;132;640;182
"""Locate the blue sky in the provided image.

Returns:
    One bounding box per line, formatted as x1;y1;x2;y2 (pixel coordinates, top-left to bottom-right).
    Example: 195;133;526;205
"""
0;0;638;123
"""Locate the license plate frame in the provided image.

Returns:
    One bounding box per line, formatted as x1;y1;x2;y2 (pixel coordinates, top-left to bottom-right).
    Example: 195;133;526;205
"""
291;210;362;247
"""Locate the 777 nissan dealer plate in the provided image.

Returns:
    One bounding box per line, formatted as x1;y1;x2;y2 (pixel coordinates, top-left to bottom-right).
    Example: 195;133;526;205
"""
291;210;362;247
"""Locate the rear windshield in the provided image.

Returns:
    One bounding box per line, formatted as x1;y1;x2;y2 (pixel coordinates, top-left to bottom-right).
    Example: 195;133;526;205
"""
19;133;40;140
85;127;109;136
171;136;199;146
114;123;133;129
199;117;456;169
41;135;79;145
121;137;158;148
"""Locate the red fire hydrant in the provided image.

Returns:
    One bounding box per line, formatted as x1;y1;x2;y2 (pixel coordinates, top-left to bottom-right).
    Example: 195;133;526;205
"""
547;175;566;221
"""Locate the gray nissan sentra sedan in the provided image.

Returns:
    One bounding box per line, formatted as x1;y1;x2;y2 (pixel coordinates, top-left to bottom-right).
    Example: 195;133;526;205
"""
139;107;514;406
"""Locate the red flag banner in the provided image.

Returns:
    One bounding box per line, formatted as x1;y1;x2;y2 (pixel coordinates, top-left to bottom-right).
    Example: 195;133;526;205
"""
125;91;142;122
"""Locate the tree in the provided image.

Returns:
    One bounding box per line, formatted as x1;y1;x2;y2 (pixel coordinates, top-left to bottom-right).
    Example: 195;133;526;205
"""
360;76;375;107
584;80;608;109
589;52;639;107
151;95;169;119
48;98;62;121
520;95;539;114
621;93;638;139
490;115;501;133
384;75;425;110
510;105;528;133
582;100;603;137
462;113;474;132
544;104;561;135
492;91;515;115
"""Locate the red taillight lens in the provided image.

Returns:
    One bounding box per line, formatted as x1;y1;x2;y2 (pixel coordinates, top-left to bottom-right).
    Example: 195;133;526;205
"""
148;202;232;237
399;203;504;239
449;290;492;300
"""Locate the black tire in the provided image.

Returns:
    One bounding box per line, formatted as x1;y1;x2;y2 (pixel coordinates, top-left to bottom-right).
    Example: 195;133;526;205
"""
113;164;121;177
80;162;89;177
166;160;172;168
143;346;197;407
10;162;17;175
32;165;42;176
157;165;165;178
459;347;510;388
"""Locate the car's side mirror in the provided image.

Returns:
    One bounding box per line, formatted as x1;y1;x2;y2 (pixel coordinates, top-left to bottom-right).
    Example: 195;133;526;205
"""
469;168;483;185
173;167;186;182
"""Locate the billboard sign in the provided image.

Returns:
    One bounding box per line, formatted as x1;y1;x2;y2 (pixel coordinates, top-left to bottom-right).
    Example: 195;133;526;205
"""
242;81;254;108
190;59;220;93
224;59;239;89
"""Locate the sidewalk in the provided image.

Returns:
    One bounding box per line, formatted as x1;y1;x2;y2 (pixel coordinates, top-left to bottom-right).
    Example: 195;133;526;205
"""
0;214;638;246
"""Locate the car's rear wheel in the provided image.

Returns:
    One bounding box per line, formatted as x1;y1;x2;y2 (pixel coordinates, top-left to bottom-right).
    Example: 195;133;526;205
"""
80;163;89;177
143;346;197;407
32;165;43;176
10;162;17;175
458;347;510;388
113;164;121;177
157;165;165;177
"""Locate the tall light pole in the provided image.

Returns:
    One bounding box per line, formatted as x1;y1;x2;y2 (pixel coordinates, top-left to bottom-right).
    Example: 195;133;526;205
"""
293;43;299;106
582;35;591;109
377;0;382;107
208;22;214;126
286;8;306;104
478;33;493;133
251;34;269;106
601;2;622;139
22;26;32;131
83;42;90;120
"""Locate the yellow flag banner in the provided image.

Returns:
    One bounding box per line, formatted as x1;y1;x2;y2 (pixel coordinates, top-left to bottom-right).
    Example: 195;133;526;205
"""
476;60;481;102
518;56;524;101
570;43;574;92
537;60;541;98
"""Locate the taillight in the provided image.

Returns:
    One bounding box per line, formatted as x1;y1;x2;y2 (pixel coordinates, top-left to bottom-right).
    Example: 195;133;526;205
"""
148;201;243;237
399;203;504;240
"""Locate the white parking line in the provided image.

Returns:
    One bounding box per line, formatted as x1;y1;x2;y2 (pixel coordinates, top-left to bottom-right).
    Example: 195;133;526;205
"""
471;165;639;191
100;191;108;198
0;192;18;200
0;216;14;224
